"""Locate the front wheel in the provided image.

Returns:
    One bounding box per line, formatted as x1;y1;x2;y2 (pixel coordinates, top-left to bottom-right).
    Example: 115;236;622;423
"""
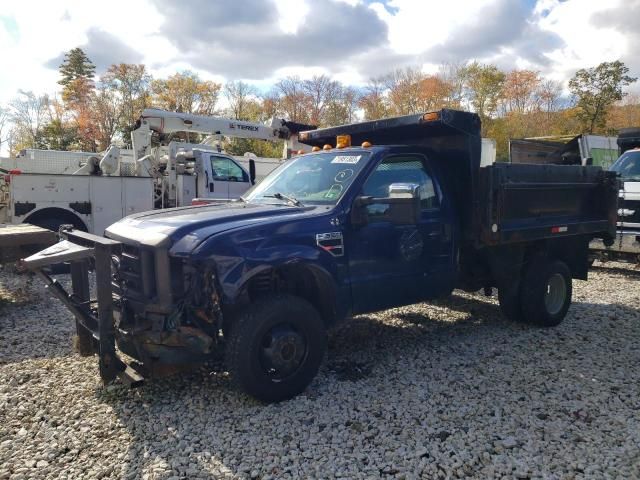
225;294;327;402
520;259;572;327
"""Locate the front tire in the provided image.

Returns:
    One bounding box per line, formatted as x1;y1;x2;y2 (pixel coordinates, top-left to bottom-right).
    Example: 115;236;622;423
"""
225;294;327;403
520;259;572;327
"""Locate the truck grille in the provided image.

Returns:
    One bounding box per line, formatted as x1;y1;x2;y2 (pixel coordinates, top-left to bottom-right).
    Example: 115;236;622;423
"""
113;244;156;301
618;199;640;228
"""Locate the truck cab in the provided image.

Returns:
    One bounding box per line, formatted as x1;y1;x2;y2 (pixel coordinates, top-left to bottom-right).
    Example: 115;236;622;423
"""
590;129;640;263
167;145;254;206
25;109;617;403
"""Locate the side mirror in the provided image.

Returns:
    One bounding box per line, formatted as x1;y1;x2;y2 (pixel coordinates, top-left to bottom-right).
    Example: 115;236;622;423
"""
585;157;594;166
351;183;421;226
249;159;256;185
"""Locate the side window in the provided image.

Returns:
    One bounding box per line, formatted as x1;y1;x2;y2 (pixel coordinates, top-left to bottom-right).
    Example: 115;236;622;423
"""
362;155;440;217
210;156;248;182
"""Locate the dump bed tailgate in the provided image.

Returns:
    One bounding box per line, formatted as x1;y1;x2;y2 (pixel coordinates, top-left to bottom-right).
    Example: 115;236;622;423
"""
476;163;618;246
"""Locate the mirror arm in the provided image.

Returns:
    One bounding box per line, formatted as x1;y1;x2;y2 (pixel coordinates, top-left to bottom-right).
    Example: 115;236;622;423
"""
353;196;374;207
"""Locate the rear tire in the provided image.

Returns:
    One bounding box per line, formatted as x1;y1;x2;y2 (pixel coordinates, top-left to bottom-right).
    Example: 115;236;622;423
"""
498;284;522;322
520;258;572;327
225;294;327;403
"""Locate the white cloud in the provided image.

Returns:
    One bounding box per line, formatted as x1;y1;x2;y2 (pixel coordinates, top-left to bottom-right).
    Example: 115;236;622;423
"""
0;0;637;104
378;0;498;55
536;0;627;85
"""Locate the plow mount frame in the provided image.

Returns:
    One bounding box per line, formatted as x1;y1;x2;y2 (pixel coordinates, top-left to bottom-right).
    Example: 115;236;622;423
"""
23;227;144;387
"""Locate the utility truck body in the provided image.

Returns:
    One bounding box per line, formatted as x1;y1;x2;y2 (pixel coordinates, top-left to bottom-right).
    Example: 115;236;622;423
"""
0;147;259;235
25;109;617;402
1;109;309;236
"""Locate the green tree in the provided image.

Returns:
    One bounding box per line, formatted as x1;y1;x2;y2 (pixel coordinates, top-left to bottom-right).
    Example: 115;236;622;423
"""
568;60;637;133
38;118;77;150
57;48;97;150
461;62;506;125
58;48;96;103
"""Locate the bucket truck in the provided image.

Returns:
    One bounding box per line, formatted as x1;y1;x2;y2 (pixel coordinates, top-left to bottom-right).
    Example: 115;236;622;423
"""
0;109;313;249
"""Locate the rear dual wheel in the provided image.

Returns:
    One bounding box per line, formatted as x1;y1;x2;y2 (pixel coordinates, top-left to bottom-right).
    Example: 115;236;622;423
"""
498;257;572;327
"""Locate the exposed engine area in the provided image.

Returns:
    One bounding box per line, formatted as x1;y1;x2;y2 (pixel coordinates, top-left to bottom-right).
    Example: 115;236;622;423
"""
113;257;224;370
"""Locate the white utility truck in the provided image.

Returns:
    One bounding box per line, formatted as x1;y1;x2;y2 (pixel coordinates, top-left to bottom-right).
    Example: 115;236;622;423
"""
590;129;640;263
0;109;312;236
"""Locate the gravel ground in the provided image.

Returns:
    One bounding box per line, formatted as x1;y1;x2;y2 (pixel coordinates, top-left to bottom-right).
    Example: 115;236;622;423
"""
0;263;639;479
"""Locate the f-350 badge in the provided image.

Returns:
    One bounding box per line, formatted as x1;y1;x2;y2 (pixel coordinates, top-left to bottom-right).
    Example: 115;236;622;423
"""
316;232;344;257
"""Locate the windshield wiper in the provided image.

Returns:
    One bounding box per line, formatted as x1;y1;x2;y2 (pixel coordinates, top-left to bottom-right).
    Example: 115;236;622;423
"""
263;192;303;207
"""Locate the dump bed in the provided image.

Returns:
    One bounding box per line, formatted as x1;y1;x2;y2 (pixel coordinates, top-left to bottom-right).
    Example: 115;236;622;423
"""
475;163;618;247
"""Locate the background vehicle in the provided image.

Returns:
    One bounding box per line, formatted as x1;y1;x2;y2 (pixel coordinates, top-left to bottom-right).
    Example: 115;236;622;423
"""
0;109;311;236
509;134;618;168
25;109;617;402
590;128;640;263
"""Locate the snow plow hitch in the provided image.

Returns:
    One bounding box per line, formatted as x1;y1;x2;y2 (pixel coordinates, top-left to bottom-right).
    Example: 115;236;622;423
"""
22;228;144;388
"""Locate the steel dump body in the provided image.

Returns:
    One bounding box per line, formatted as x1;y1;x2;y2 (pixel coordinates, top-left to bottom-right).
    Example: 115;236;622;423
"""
475;163;617;246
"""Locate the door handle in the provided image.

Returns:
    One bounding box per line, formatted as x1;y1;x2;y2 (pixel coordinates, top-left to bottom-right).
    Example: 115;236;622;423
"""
209;182;214;192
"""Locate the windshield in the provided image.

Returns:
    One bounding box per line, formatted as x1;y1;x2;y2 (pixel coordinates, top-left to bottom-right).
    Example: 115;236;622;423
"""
610;151;640;181
244;151;371;205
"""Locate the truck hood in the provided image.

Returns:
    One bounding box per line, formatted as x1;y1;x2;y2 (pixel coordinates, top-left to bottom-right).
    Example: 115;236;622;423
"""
622;181;640;201
105;201;315;249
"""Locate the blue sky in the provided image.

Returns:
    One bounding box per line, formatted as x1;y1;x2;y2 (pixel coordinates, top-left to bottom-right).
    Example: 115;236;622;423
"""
0;0;637;103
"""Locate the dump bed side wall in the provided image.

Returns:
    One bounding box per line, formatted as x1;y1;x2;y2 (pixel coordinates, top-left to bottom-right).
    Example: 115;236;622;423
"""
475;163;618;247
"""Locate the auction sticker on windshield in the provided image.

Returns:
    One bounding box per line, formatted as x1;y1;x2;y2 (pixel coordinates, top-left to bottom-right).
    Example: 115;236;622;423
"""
331;155;361;164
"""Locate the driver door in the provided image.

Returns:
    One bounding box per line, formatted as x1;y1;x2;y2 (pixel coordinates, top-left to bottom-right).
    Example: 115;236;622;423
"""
346;154;452;314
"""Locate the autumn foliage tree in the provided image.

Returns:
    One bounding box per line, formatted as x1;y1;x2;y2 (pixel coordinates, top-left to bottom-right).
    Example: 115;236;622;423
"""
461;62;506;125
569;60;637;134
57;48;97;150
152;72;221;115
4;48;640;163
359;77;389;120
101;63;152;143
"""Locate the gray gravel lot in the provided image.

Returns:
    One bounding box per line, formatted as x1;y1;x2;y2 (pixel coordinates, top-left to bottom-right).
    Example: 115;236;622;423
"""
0;263;639;479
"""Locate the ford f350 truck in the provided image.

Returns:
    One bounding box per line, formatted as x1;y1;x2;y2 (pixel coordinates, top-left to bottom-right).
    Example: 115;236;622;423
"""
25;109;618;402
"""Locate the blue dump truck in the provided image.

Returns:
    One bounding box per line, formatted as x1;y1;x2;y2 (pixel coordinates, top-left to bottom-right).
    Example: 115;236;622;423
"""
25;109;618;402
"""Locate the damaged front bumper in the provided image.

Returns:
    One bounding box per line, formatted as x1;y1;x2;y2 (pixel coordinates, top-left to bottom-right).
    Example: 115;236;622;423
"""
22;227;222;387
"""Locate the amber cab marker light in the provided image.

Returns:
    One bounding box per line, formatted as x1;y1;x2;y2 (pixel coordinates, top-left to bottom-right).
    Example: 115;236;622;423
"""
311;146;321;152
336;134;351;149
361;141;372;148
422;112;439;122
323;144;332;150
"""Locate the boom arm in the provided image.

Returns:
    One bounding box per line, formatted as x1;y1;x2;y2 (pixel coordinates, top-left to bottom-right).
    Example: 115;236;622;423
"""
132;108;307;162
